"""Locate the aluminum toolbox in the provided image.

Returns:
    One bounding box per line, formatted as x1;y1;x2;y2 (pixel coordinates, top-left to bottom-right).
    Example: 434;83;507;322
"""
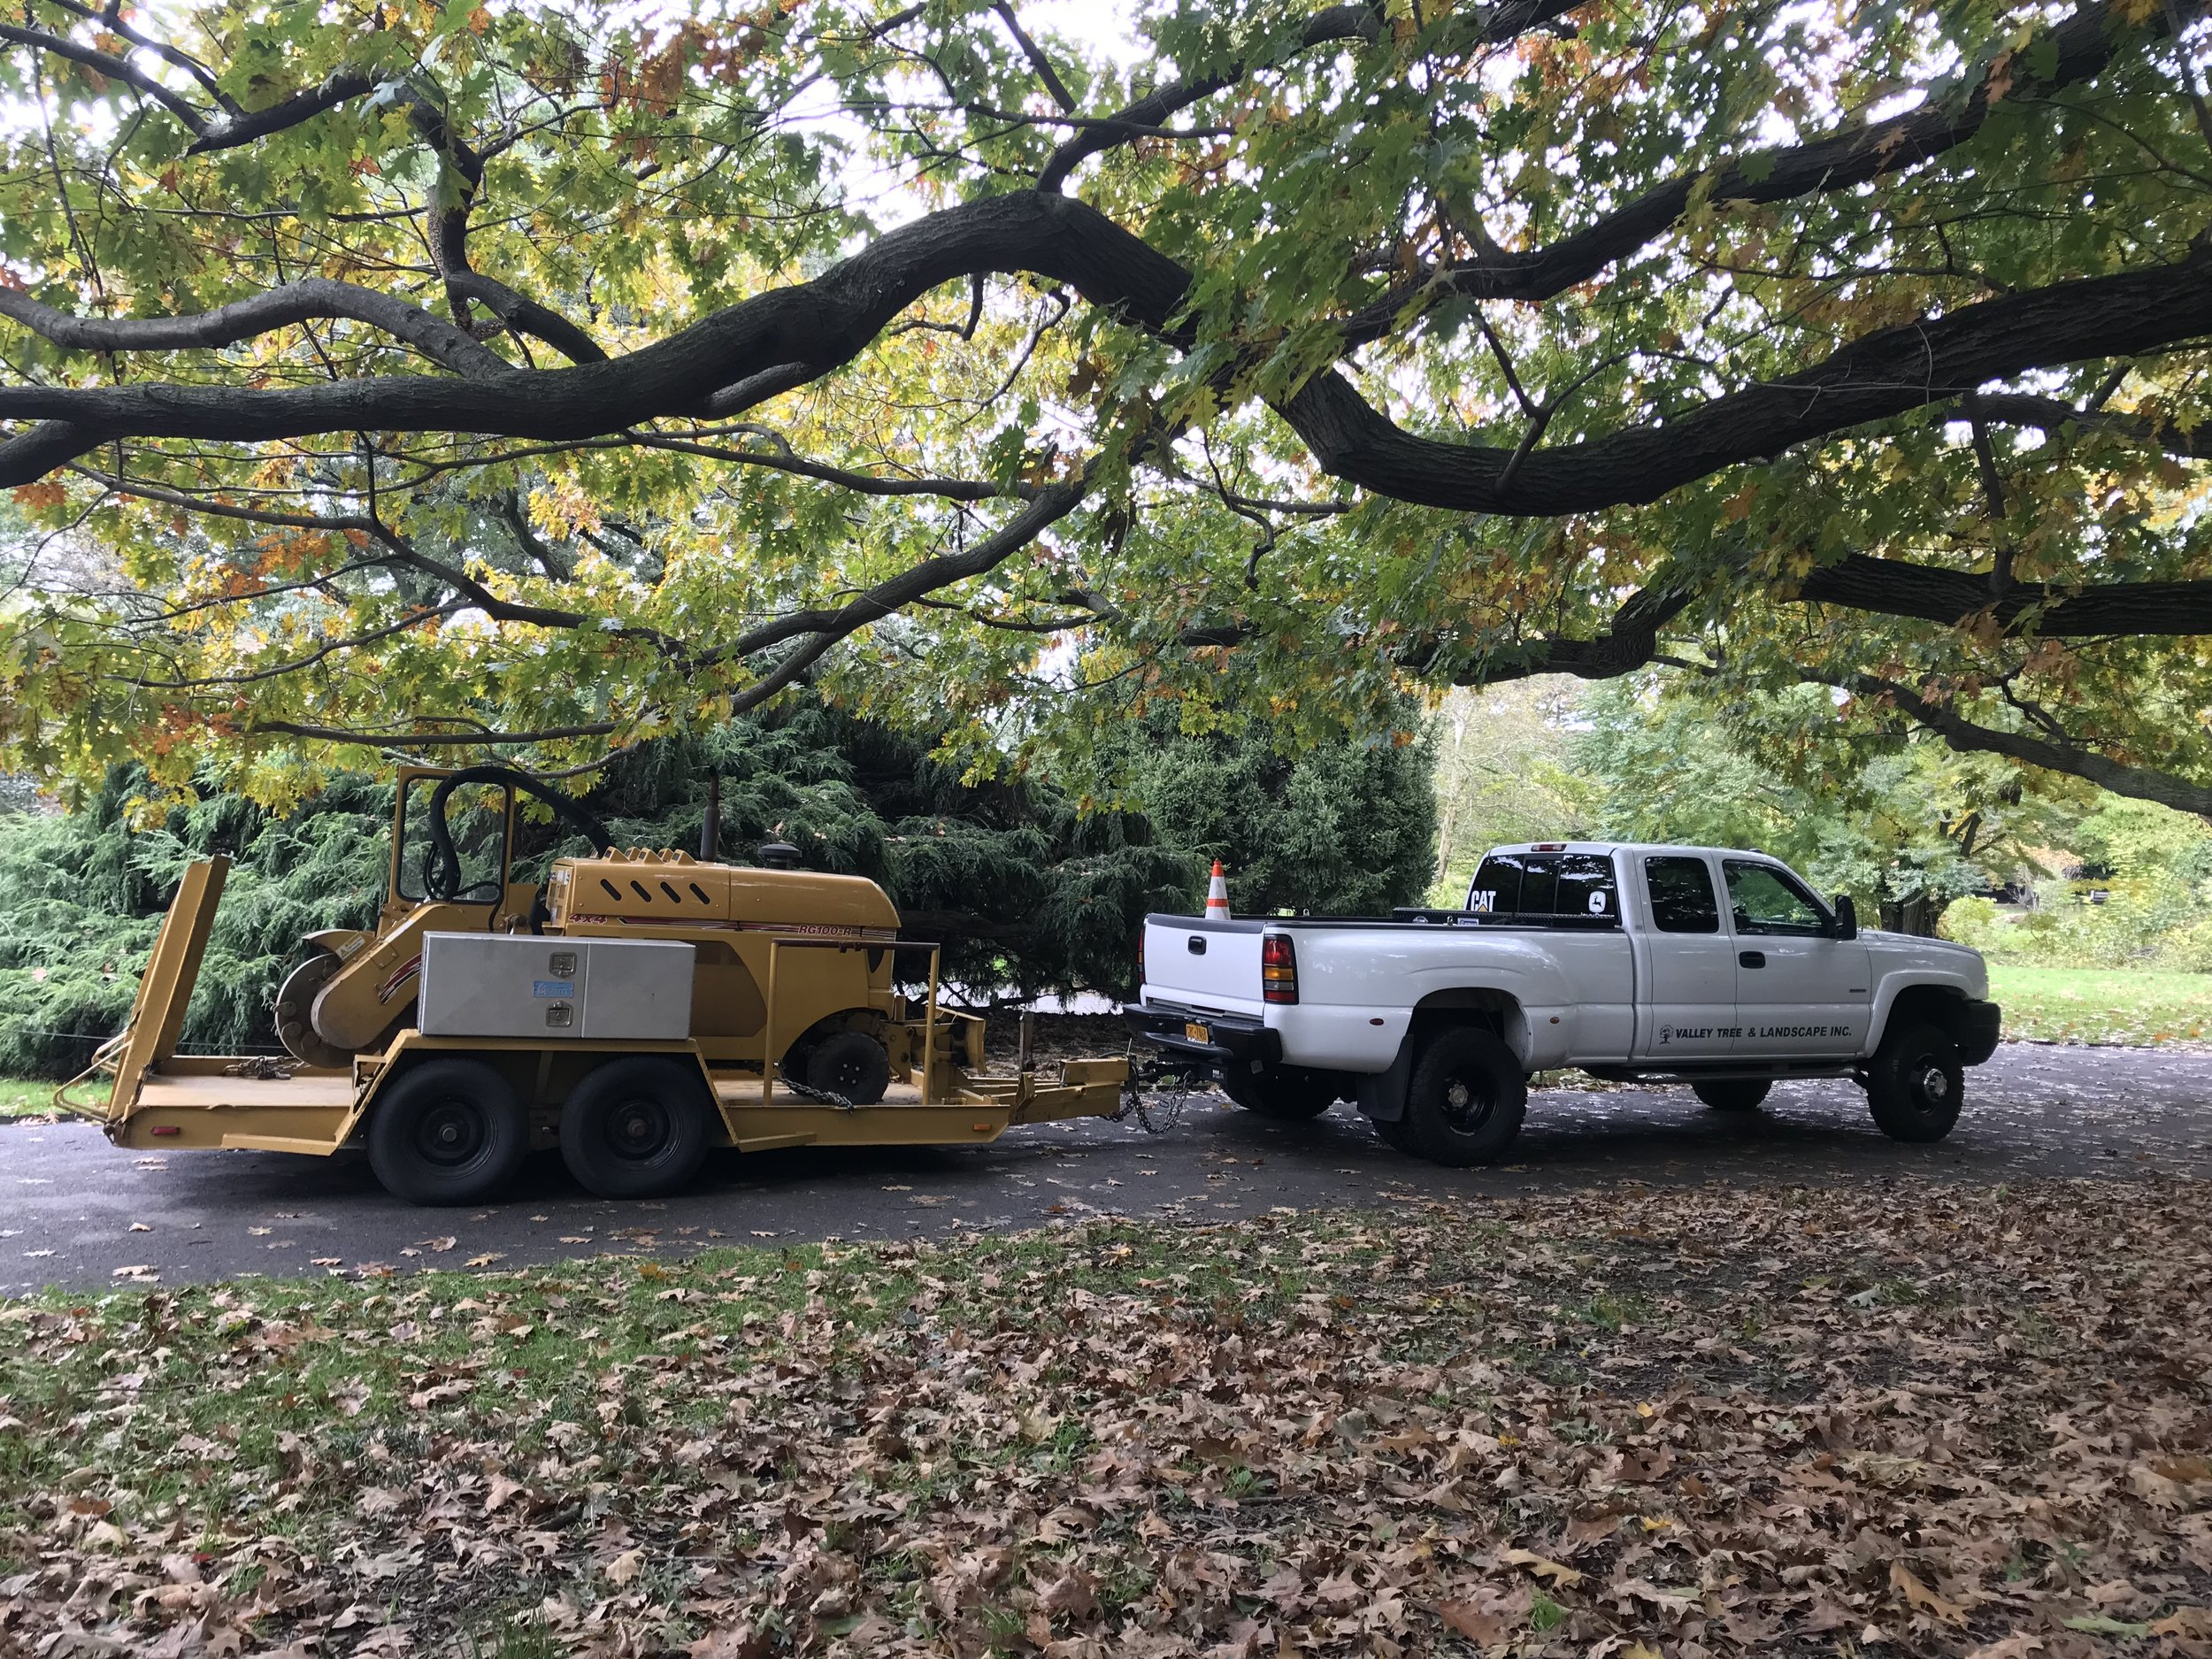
418;933;695;1041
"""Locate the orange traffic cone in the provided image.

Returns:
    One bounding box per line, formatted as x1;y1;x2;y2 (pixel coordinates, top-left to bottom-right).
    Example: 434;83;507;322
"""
1204;859;1231;919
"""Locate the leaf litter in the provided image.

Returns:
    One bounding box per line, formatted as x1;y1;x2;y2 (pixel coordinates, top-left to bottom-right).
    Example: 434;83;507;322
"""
0;1176;2208;1655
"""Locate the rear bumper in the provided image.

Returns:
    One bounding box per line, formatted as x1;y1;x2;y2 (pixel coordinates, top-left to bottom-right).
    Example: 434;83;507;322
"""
1121;1003;1281;1074
1959;998;2002;1066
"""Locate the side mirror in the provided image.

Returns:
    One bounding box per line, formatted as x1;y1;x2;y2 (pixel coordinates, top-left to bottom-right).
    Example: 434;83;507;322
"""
1831;894;1859;941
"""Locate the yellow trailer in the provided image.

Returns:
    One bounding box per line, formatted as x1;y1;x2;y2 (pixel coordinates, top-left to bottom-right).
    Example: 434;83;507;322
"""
60;786;1133;1204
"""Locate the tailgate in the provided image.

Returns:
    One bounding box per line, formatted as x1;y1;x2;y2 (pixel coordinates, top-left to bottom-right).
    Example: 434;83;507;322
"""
1141;916;1264;1017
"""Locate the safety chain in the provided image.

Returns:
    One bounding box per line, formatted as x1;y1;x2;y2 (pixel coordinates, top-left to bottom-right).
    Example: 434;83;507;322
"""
1114;1048;1211;1134
778;1071;854;1110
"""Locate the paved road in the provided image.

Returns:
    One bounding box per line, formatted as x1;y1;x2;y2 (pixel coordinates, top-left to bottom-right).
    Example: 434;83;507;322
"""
3;1041;2205;1294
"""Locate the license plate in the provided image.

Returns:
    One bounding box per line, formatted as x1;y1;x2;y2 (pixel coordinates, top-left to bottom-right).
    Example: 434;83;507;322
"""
1183;1021;1211;1045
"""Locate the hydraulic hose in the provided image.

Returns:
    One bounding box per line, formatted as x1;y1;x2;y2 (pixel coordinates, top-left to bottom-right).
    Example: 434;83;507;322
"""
422;765;616;903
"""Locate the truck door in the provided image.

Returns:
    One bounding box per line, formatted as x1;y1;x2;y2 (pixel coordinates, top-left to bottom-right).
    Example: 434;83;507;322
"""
1721;860;1870;1056
1632;854;1739;1061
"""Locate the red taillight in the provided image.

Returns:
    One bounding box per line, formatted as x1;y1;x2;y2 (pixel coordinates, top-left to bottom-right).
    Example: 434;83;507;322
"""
1261;933;1298;1004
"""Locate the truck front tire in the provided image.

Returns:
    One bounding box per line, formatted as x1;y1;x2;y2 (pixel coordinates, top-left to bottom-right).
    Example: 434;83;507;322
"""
1404;1028;1527;1165
368;1057;531;1206
1221;1064;1343;1119
1865;1024;1964;1142
561;1056;715;1198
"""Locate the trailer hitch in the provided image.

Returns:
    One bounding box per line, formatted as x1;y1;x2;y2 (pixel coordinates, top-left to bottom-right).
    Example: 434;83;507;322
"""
1115;1050;1213;1133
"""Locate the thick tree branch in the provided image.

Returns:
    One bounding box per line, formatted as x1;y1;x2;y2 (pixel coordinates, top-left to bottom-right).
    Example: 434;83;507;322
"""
251;718;624;746
443;273;607;365
186;72;379;152
0;278;508;377
1353;0;2181;319
1844;674;2212;817
0;194;1190;478
717;478;1089;671
991;1;1077;112
1971;391;2212;459
0;20;206;128
1794;554;2212;635
8;188;2210;520
1037;3;1391;191
1282;250;2212;514
1419;582;1701;686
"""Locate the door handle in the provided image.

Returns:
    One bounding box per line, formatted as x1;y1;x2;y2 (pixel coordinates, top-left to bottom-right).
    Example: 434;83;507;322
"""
1739;950;1766;969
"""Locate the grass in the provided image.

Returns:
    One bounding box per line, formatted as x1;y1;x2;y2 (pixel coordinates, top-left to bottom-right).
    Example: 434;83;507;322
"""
0;1077;58;1118
1986;961;2212;1046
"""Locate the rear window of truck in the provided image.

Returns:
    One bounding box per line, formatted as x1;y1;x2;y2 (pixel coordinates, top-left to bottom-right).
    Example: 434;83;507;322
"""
1644;855;1721;933
1466;852;1619;924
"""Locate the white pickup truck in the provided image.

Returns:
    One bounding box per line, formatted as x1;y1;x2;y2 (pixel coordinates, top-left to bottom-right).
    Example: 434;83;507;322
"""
1124;841;2001;1164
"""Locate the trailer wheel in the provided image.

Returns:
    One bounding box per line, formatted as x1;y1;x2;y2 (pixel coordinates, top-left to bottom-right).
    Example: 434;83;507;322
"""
1221;1064;1341;1119
367;1057;530;1206
1693;1079;1770;1112
1864;1024;1963;1142
806;1032;891;1105
1403;1028;1527;1166
560;1056;714;1198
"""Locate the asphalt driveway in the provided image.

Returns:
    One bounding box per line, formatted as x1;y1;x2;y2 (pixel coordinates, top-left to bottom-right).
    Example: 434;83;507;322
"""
2;1040;2204;1293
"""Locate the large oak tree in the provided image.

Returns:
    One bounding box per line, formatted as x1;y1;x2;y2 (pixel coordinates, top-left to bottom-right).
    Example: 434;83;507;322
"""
0;0;2207;812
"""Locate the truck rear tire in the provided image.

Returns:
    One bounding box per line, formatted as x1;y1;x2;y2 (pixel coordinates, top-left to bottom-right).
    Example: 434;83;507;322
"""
1693;1079;1770;1112
1221;1064;1341;1119
1865;1024;1963;1142
368;1057;530;1206
1404;1028;1527;1165
561;1056;715;1198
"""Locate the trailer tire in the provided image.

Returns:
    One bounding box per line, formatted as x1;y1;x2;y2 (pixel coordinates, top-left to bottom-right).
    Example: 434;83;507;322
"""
1221;1064;1340;1119
1404;1028;1527;1166
806;1032;891;1105
561;1056;714;1198
368;1058;530;1206
1693;1079;1770;1112
1864;1024;1964;1142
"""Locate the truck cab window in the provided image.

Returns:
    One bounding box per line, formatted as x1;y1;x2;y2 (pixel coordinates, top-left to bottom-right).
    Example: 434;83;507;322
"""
1517;855;1559;915
1555;853;1619;919
1466;852;1525;915
1724;861;1827;935
1644;856;1720;933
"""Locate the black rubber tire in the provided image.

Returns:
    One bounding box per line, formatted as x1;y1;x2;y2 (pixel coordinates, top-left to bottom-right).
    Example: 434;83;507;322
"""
805;1031;891;1105
1404;1027;1528;1166
1220;1064;1342;1119
1694;1079;1771;1112
367;1057;530;1206
1370;1111;1417;1153
1865;1023;1964;1142
560;1056;713;1198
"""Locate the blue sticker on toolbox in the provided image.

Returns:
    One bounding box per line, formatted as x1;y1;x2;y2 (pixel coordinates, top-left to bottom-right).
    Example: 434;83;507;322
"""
532;979;576;998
